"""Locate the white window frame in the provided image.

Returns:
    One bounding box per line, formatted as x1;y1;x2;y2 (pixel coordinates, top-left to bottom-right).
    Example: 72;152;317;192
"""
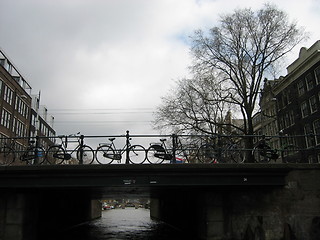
301;101;309;118
297;80;305;96
0;109;11;129
313;119;320;145
3;85;13;105
305;73;314;91
309;95;318;114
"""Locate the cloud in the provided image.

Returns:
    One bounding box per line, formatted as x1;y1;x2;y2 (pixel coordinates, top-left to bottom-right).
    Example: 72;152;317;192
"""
1;0;319;138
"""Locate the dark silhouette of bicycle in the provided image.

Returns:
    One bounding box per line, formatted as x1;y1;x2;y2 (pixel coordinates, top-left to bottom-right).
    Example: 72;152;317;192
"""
196;137;244;163
146;137;193;164
95;136;146;164
146;138;174;164
45;133;94;164
0;137;45;166
19;138;46;164
252;135;301;163
0;139;17;166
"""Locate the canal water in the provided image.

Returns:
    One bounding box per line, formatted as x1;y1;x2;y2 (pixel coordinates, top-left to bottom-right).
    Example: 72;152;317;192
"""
49;208;197;240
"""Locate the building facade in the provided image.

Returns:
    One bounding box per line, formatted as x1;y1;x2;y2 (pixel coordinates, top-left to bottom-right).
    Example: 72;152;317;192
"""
0;49;55;160
259;40;320;162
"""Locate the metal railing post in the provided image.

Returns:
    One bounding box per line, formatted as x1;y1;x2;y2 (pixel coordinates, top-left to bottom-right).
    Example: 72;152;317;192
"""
125;130;130;164
217;134;222;162
279;131;285;163
79;135;84;165
172;134;177;164
35;136;40;165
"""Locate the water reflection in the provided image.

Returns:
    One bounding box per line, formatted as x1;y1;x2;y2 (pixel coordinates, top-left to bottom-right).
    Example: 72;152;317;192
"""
50;208;195;240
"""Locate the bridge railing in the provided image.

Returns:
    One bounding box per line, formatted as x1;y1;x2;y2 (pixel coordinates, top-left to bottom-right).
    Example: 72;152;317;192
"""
0;131;319;165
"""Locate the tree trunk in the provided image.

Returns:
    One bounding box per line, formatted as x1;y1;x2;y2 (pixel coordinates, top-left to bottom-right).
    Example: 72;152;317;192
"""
245;115;255;163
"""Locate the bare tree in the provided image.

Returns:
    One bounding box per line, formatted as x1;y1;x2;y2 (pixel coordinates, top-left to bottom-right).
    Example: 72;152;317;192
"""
154;74;233;135
155;4;308;161
191;4;308;136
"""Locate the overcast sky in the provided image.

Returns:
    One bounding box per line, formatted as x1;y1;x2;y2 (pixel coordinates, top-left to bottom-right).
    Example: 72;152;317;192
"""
1;0;320;140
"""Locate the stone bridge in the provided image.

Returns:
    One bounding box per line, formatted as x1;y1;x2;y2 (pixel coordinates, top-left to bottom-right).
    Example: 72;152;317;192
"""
0;164;319;240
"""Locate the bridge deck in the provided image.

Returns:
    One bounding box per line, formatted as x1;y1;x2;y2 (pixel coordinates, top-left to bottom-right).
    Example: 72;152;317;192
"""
0;164;318;198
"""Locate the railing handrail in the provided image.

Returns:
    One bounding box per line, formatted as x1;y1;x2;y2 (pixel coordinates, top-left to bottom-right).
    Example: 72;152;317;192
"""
1;131;320;165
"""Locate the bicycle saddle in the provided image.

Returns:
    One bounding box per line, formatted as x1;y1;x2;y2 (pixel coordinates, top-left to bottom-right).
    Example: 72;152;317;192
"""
160;139;167;142
109;138;116;141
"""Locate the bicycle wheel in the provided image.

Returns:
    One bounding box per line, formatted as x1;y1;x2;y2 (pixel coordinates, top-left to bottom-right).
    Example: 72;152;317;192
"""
147;145;165;164
0;146;15;166
252;146;263;162
281;145;301;163
197;144;217;163
46;145;65;164
77;145;95;164
225;144;245;163
95;145;115;164
128;145;146;164
252;145;276;163
22;146;46;165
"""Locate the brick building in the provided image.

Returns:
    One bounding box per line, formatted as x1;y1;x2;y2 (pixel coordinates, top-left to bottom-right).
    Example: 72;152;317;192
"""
0;49;55;158
259;40;320;162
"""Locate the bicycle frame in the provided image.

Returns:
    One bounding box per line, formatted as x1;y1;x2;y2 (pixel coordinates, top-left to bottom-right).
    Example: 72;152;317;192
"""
153;140;173;160
46;134;95;164
0;136;45;165
60;135;81;157
252;135;301;163
146;139;174;164
173;138;196;163
96;135;146;164
98;141;129;162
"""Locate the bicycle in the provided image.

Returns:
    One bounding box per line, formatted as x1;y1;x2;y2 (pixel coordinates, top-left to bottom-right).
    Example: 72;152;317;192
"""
146;138;174;164
196;136;244;163
0;139;16;166
95;136;146;164
0;137;45;165
45;133;94;164
175;139;197;163
146;137;193;164
19;138;46;165
252;135;302;163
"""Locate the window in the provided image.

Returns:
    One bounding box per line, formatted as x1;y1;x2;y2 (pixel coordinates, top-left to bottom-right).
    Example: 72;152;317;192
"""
12;117;16;133
283;111;295;128
0;133;9;146
0;79;3;96
281;90;291;107
301;101;309;118
289;110;295;126
23;103;29;118
313;119;320;145
297;80;305;96
309;95;318;113
31;114;36;127
15;119;25;137
3;85;13;105
304;124;315;148
305;73;314;91
284;112;290;128
0;109;11;129
315;66;320;85
14;97;29;118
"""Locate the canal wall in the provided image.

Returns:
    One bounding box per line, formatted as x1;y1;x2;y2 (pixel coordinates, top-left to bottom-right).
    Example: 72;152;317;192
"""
150;168;320;240
225;169;320;240
0;193;38;240
0;190;101;240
